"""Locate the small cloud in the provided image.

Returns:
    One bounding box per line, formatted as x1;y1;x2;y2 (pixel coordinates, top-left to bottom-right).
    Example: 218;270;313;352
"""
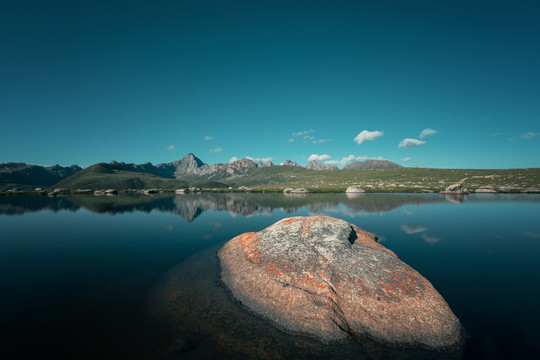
489;133;500;138
292;129;314;137
229;156;239;163
288;138;295;143
209;146;222;153
399;138;425;148
403;157;412;163
204;135;213;141
525;231;540;239
304;135;315;141
521;132;539;140
400;224;428;234
212;222;222;229
308;154;331;162
166;145;175;151
316;138;332;143
419;128;437;139
421;233;440;244
354;130;383;145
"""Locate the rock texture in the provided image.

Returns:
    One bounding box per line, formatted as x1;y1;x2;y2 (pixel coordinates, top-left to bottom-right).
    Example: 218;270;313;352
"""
346;186;365;193
218;216;463;351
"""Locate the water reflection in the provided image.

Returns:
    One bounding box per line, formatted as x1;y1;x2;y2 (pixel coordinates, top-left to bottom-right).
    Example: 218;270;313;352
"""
1;193;539;220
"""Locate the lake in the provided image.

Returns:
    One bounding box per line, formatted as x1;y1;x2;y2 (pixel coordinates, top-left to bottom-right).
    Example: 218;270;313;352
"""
1;193;539;359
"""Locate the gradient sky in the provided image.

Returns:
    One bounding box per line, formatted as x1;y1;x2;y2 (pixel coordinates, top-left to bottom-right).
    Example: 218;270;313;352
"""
1;0;539;168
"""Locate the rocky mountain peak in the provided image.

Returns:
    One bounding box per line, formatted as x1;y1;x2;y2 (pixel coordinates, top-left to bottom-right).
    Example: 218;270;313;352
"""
305;160;338;171
282;160;300;167
171;153;207;178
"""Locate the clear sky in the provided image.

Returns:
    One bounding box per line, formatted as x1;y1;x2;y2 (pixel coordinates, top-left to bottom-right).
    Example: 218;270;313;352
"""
1;0;539;168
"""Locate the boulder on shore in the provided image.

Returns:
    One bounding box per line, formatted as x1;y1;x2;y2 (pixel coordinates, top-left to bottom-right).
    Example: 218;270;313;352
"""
440;183;469;194
475;188;496;193
218;216;463;351
345;186;365;193
290;188;308;194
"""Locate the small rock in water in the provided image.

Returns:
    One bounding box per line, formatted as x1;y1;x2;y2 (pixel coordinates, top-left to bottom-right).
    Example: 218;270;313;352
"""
218;216;464;351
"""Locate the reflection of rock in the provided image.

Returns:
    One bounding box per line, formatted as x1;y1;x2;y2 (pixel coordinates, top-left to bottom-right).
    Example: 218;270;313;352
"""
151;243;462;360
345;192;364;199
218;216;463;351
345;186;365;193
441;183;469;194
443;194;467;204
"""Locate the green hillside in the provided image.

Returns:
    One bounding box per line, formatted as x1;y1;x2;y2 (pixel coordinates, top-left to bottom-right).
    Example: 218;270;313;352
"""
42;161;540;194
225;166;540;193
52;163;227;190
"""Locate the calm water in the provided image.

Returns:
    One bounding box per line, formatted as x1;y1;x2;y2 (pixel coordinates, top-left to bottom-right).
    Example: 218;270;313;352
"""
1;193;539;359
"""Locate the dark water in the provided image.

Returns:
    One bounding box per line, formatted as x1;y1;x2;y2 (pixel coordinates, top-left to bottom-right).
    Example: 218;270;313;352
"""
1;193;539;359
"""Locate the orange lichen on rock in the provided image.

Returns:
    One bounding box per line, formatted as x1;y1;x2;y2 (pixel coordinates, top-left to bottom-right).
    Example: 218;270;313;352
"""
237;232;261;264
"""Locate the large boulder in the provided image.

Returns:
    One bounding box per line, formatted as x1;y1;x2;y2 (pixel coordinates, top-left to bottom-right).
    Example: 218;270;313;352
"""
218;216;463;351
441;183;469;194
345;186;365;193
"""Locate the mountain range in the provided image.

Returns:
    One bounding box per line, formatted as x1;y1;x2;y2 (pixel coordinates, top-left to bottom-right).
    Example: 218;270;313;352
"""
0;153;403;190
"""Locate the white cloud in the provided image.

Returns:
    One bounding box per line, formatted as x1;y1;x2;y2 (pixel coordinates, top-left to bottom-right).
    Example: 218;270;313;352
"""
288;138;295;143
354;130;383;144
421;233;440;244
308;154;331;162
204;135;213;141
166;145;175;151
521;132;539;140
401;224;428;234
292;129;314;137
304;135;315;141
399;138;425;148
209;146;222;153
403;157;412;163
229;156;239;163
419;128;437;139
316;138;332;143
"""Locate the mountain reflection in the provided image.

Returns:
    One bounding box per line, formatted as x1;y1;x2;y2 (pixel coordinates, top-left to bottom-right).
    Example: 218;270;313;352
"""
1;193;539;220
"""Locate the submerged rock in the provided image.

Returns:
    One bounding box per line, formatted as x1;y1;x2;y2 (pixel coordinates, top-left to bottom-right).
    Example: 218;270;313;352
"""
218;216;463;351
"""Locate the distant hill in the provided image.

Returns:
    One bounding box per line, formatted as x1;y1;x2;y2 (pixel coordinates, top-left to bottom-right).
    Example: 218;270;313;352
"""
1;154;405;191
305;161;338;171
343;160;403;170
53;163;228;190
0;162;82;190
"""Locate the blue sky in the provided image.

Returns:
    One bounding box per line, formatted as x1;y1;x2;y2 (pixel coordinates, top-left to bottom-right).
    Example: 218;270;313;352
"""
1;0;538;169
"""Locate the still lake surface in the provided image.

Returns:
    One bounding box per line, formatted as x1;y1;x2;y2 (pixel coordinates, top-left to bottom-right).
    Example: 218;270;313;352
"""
1;193;539;359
